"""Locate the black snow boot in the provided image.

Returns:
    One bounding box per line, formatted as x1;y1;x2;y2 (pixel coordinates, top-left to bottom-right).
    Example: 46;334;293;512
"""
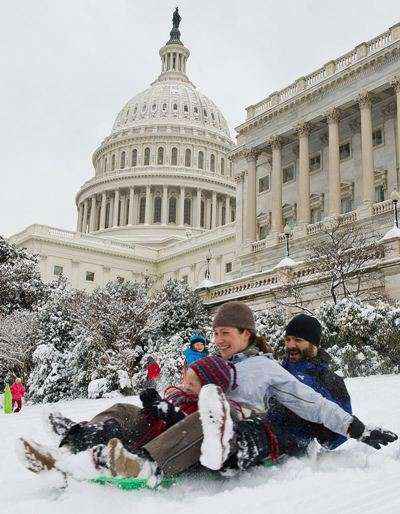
140;388;185;428
48;411;76;436
59;418;128;453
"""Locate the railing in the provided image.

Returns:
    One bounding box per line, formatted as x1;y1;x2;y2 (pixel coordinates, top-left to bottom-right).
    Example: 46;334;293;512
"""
372;199;393;216
251;240;267;252
205;273;280;301
246;26;395;121
306;221;324;236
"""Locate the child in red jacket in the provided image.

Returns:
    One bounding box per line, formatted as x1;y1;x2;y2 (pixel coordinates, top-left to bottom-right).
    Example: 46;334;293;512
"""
10;378;26;413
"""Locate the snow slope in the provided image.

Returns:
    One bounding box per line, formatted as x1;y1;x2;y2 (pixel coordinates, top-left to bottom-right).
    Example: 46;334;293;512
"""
1;375;400;514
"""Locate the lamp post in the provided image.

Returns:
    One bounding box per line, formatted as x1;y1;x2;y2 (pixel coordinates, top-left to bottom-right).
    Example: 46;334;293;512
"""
283;224;292;257
205;249;212;280
391;190;400;228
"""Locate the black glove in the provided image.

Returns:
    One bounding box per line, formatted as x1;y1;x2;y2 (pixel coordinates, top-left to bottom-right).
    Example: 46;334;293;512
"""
234;417;269;470
348;416;398;450
140;388;184;427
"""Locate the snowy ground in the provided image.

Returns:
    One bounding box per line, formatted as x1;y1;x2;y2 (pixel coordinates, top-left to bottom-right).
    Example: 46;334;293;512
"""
1;375;400;514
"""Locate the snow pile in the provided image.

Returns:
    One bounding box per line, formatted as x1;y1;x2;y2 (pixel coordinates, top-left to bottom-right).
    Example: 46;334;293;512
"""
1;375;400;514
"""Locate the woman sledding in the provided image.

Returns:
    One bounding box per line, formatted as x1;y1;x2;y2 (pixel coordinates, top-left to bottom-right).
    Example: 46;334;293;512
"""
20;301;398;485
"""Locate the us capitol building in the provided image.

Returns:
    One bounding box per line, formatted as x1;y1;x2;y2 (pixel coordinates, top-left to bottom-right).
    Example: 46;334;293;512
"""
10;11;400;309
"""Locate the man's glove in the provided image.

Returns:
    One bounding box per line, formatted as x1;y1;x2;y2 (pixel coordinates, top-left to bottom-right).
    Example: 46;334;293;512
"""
348;416;398;450
140;388;184;427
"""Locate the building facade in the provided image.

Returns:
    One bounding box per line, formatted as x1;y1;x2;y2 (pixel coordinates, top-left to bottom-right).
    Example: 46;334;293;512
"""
9;15;400;307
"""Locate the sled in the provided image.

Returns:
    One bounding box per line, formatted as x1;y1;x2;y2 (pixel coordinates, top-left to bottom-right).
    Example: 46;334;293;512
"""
3;385;12;414
89;457;278;491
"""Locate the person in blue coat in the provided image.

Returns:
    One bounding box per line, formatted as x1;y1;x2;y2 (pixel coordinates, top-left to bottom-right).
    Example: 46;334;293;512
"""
183;333;209;373
267;313;352;452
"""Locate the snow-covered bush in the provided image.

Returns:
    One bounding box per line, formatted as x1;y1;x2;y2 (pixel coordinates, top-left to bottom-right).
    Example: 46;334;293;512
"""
255;307;287;355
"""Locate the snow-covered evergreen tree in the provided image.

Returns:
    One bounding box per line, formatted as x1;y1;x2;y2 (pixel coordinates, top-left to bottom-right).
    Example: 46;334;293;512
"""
0;236;47;315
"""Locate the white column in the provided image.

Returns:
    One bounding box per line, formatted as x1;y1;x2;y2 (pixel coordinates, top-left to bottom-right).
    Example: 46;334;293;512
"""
196;188;202;228
145;185;152;224
392;77;400;173
359;91;374;206
99;192;107;230
76;203;83;232
211;191;217;229
327;108;341;216
271;138;283;234
113;189;120;227
225;195;230;225
244;151;257;240
297;122;311;224
162;186;169;224
81;200;88;233
179;186;185;225
205;195;211;228
120;194;126;226
128;187;135;225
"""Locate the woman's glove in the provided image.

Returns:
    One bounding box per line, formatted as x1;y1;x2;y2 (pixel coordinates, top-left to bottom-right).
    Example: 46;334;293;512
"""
348;416;398;450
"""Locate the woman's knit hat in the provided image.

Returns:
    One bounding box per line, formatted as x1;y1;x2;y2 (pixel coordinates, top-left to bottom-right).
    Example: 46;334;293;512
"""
212;301;255;332
189;356;237;392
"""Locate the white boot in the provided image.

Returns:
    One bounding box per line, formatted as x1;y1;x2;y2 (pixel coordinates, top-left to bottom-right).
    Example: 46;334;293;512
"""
198;384;233;470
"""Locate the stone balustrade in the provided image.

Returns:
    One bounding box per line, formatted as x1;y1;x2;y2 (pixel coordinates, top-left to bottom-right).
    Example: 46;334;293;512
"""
372;199;393;216
246;25;397;120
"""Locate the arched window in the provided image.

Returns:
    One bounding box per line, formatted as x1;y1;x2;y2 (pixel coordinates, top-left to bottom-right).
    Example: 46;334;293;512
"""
144;147;150;166
194;106;199;115
169;197;177;223
103;157;107;173
210;154;215;172
105;203;110;228
200;200;205;227
184;198;191;225
153;196;162;223
139;197;146;223
162;102;167;111
184;104;189;114
157;147;164;165
173;103;178;111
221;158;225;175
131;149;137;167
171;147;178;166
111;154;116;171
185;148;191;167
198;151;204;170
120;151;126;169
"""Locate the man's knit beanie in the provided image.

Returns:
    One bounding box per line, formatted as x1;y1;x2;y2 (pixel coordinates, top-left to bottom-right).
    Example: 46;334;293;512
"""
189;356;236;392
285;314;322;347
212;301;255;332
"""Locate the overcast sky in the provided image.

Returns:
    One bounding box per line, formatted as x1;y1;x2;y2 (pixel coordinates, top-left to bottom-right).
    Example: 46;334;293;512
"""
1;0;399;236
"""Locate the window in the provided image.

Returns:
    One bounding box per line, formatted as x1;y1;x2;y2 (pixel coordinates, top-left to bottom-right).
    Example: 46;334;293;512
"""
141;104;147;113
171;147;178;166
103;157;107;173
85;271;95;282
132;149;137;167
259;225;269;240
194;106;199;115
198;151;204;169
211;112;215;121
162;102;167;111
111;154;116;171
153;196;162;223
341;197;353;214
221;158;225;175
373;128;383;147
157;147;164;165
225;262;232;273
309;153;321;172
339;142;351;161
120;151;126;169
117;276;125;284
169;197;177;223
152;103;157;112
185;148;191;167
184;198;191;225
311;208;323;224
184;105;189;113
139;197;146;223
375;185;385;203
105;203;110;228
144;147;150;165
173;103;178;111
203;109;207;117
53;265;63;276
210;154;215;172
221;205;226;225
259;176;270;193
283;164;295;183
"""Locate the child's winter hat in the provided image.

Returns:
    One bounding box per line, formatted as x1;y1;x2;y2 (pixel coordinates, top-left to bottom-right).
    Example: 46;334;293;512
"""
285;314;322;346
189;356;237;392
189;333;207;346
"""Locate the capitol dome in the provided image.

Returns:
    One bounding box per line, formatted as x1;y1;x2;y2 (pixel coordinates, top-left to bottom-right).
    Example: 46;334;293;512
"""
75;9;235;247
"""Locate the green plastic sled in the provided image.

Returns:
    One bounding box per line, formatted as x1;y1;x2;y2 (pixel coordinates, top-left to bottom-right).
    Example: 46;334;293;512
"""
3;385;12;414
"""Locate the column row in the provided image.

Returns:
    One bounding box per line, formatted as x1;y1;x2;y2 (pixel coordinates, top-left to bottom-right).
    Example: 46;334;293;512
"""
77;187;236;233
